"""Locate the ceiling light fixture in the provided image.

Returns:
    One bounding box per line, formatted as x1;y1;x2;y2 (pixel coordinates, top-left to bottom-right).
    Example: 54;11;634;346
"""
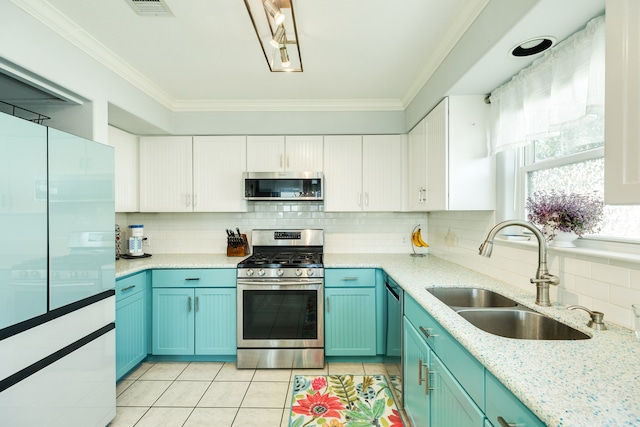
510;36;556;57
244;0;302;72
270;25;286;49
280;46;291;68
262;0;285;26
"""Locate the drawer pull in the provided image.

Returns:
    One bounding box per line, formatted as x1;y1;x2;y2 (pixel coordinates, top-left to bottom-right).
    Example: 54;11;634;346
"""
342;277;358;281
121;285;135;292
419;326;438;339
497;416;517;427
185;278;201;281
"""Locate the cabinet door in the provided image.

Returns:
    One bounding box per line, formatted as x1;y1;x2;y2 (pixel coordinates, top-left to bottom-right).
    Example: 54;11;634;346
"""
362;135;404;211
139;136;193;212
152;288;195;355
431;354;485;427
194;288;237;355
325;287;376;356
193;136;247;212
246;136;285;172
485;371;545;427
605;0;640;204
425;98;448;211
403;319;431;427
116;290;147;380
409;118;428;211
109;126;139;213
323;135;363;211
285;136;323;172
0;113;48;329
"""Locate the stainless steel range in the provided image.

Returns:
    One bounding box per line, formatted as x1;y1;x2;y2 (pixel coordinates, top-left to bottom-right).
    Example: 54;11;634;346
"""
236;229;324;369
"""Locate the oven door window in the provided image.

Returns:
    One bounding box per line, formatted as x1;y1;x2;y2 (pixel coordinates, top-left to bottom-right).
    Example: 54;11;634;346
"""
242;289;318;340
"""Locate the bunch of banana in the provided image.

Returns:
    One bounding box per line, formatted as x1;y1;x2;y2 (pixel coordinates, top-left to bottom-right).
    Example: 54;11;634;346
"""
411;228;429;247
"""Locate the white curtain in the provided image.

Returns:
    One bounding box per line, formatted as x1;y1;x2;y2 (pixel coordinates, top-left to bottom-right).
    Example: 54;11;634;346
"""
488;15;605;154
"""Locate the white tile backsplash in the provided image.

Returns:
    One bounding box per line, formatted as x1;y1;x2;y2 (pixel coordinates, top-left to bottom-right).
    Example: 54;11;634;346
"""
116;202;428;255
428;210;640;331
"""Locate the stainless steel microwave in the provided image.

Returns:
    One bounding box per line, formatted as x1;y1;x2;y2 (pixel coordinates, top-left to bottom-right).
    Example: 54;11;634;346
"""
243;172;323;201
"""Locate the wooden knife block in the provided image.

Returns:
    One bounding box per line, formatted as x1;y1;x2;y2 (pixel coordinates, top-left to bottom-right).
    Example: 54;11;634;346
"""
227;234;249;257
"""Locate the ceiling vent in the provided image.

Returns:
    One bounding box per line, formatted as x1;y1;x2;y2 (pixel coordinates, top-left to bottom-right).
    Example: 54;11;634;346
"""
125;0;173;16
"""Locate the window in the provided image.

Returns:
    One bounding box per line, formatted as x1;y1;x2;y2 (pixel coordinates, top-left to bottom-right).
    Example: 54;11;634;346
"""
491;15;640;244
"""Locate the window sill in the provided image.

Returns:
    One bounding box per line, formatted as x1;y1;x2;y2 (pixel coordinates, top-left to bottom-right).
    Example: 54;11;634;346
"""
494;235;640;268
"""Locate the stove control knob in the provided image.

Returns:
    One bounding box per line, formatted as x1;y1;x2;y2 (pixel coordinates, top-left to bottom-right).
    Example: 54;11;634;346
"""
276;269;284;277
258;269;265;276
295;269;303;277
246;269;254;277
307;268;314;276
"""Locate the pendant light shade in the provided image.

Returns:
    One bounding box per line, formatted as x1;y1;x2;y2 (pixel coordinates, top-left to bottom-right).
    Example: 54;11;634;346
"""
263;0;285;26
280;46;291;68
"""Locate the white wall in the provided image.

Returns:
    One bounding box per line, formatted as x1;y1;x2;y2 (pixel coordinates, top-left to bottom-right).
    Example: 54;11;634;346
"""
428;210;640;332
116;203;429;255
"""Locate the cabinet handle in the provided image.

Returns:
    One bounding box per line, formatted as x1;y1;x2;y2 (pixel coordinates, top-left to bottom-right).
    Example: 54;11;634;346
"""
121;285;135;292
280;154;283;168
419;326;439;339
193;194;198;207
497;417;517;427
286;155;290;168
417;357;427;384
424;365;432;395
185;278;201;281
326;297;330;313
186;193;191;206
417;188;422;203
187;296;192;312
364;192;369;206
195;296;199;312
357;192;362;207
342;277;358;281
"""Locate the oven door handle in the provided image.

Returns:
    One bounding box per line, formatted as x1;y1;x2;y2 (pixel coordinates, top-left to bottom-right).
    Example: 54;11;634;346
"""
237;279;324;287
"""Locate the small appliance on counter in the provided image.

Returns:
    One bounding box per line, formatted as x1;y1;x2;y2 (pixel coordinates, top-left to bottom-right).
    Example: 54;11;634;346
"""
115;224;122;259
226;228;249;257
119;224;151;259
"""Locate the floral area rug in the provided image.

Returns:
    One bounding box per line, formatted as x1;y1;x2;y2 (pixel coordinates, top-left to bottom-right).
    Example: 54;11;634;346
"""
288;374;404;427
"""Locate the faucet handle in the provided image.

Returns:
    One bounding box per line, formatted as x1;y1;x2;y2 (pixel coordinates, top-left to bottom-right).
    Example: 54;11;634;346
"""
567;305;607;330
530;273;560;286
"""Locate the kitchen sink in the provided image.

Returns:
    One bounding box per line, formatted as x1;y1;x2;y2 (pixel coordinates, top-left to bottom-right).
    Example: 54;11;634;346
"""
457;308;590;340
426;287;519;308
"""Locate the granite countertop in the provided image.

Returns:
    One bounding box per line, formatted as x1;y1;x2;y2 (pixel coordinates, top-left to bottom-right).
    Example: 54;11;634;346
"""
115;253;640;426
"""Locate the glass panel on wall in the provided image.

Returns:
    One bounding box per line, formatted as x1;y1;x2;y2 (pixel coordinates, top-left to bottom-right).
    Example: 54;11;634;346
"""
0;112;48;329
47;128;115;310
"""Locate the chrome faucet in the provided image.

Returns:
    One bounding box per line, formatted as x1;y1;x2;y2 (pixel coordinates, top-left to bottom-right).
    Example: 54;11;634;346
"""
479;220;559;307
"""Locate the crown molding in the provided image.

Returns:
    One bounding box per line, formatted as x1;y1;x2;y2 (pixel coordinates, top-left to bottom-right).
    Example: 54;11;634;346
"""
171;98;405;112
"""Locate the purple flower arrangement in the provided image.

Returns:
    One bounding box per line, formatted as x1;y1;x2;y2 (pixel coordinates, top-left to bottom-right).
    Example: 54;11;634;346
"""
526;190;604;238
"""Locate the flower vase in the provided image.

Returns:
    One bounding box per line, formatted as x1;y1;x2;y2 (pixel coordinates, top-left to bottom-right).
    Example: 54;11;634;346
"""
549;230;578;247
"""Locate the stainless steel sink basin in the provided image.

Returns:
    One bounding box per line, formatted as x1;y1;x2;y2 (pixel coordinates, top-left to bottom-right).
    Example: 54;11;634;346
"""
457;309;590;340
427;287;518;308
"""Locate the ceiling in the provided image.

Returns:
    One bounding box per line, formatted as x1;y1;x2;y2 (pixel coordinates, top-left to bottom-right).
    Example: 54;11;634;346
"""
6;0;605;116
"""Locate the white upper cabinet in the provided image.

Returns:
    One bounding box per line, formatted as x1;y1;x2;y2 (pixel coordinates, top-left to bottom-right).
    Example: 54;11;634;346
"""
409;96;494;211
408;117;427;211
605;0;640;204
140;136;247;212
140;136;193;212
109;126;139;212
193;136;247;212
246;135;323;172
324;135;404;212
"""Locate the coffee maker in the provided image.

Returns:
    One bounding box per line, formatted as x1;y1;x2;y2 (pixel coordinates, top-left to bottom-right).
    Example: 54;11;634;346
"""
128;224;144;256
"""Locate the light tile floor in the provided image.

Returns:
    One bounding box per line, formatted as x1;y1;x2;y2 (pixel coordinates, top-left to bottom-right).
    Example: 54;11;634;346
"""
109;361;403;427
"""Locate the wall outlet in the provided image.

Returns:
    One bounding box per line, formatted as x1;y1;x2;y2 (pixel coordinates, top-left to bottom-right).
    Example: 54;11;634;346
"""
143;235;151;246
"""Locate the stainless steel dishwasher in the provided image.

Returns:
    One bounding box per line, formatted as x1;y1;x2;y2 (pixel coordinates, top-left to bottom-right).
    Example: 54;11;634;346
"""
384;275;403;407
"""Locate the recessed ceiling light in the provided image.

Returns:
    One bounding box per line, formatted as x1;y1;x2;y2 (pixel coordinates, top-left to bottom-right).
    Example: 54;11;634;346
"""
510;36;556;57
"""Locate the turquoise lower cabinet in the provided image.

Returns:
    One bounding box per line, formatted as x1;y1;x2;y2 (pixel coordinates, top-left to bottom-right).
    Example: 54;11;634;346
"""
404;319;484;427
116;272;149;380
151;268;237;356
194;288;236;355
152;287;236;356
403;318;431;427
485;371;545;427
325;286;376;356
152;288;195;355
